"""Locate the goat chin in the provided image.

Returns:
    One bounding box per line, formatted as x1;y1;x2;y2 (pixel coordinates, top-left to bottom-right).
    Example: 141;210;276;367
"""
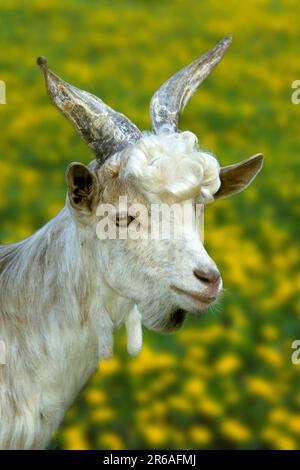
142;308;187;333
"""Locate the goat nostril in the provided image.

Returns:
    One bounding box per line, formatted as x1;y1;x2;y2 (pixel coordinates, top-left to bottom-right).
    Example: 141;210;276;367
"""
193;269;221;285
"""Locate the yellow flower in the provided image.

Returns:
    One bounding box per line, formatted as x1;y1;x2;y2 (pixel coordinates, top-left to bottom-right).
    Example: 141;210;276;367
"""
275;436;297;451
186;345;207;360
184;378;206;397
190;426;212;445
85;388;107;405
200;325;225;343
91;408;115;422
289;416;300;435
269;408;289;424
64;426;89;450
150;372;176;393
261;326;279;341
143;425;168;447
197;398;223;418
256;345;283;367
220;419;251;443
129;346;173;374
246;377;276;401
169;395;192;413
262;427;297;450
99;357;120;375
215;354;242;374
100;433;124;450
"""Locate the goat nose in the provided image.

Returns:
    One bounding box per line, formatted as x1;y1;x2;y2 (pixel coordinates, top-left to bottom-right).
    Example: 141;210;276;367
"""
193;268;221;286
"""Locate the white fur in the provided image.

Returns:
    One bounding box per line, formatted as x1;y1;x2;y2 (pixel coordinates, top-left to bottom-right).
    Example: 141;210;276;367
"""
113;131;221;203
125;305;143;356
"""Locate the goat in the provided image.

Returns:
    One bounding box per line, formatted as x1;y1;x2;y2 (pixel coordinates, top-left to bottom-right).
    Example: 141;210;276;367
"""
0;36;263;449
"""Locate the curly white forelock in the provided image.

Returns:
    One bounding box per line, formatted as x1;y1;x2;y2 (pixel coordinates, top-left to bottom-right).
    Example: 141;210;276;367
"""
115;130;221;203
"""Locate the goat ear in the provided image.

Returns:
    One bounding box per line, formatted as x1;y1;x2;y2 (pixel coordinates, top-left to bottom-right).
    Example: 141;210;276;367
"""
214;154;264;200
66;163;99;212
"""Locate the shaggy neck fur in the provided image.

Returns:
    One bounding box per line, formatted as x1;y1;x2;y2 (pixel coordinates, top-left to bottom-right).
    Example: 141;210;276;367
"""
0;208;113;449
0;209;95;320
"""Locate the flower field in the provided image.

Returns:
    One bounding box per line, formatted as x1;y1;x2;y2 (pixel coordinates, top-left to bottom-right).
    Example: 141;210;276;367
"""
0;0;300;450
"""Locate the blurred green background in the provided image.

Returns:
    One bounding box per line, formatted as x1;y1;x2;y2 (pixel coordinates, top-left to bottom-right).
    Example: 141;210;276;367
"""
1;0;300;450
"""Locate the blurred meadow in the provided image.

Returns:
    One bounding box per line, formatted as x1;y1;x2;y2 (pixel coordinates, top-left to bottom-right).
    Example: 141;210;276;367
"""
1;0;300;450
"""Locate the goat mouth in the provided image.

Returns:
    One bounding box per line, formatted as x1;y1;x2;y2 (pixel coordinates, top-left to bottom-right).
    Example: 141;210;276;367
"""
170;285;218;305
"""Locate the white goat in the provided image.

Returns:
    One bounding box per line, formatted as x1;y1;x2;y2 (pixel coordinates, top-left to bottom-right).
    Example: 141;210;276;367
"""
0;36;263;449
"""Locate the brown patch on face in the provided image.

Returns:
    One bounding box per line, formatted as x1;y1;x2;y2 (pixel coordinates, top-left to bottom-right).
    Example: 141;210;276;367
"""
96;161;148;208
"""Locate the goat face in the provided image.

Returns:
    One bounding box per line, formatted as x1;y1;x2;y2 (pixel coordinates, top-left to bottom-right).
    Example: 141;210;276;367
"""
65;130;262;332
38;36;263;332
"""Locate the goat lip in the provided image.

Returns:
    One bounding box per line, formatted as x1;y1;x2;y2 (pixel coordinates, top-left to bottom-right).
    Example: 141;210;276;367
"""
170;285;218;304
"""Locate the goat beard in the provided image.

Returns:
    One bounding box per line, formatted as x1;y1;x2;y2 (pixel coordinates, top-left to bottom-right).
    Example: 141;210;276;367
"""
142;308;187;333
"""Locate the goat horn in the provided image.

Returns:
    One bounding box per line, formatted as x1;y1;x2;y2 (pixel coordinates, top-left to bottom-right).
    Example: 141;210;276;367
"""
150;35;232;133
37;57;141;163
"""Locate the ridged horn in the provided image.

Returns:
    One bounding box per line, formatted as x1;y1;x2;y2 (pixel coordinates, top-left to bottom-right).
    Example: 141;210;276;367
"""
150;35;232;133
37;57;141;163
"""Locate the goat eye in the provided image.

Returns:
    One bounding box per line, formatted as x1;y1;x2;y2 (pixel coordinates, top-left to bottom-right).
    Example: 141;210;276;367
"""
115;213;134;227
